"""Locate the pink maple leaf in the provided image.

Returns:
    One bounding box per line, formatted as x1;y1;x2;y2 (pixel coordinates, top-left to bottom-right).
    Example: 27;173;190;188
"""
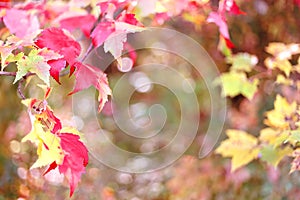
69;62;111;112
3;9;40;38
91;21;116;48
59;15;97;37
207;11;230;40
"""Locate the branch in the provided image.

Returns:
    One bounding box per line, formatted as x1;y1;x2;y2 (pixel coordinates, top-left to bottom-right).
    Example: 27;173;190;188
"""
0;71;16;76
79;43;94;63
17;79;25;100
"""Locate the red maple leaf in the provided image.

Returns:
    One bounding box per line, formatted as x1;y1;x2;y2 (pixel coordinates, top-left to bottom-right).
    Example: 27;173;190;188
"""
117;13;139;25
69;62;111;112
0;0;10;8
35;27;81;82
48;59;66;84
59;15;96;37
58;133;88;197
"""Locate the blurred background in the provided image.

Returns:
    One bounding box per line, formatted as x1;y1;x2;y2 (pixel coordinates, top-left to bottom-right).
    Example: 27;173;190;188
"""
1;0;300;199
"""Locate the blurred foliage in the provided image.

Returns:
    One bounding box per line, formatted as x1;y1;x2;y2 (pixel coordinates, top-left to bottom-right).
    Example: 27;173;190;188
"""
1;0;300;199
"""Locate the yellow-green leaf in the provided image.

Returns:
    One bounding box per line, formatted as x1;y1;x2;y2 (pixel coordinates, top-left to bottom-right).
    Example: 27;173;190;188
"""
259;128;289;147
228;53;258;72
260;145;292;167
14;48;51;86
214;71;259;100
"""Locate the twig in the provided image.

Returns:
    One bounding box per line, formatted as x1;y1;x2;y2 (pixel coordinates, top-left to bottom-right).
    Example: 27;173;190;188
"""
0;71;35;99
17;79;25;100
0;71;16;76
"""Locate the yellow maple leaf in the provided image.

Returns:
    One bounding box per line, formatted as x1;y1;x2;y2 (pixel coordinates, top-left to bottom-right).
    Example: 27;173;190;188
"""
22;120;64;169
216;129;259;172
259;128;289;147
264;95;297;130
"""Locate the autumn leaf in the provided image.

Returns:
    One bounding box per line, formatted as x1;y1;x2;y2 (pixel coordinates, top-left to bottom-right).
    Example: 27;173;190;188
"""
3;8;40;38
48;59;67;84
260;145;292;167
266;43;300;60
259;128;289;148
264;95;297;130
103;31;127;60
14;48;51;86
58;133;89;197
216;129;259;172
69;62;111;112
35;27;81;82
59;14;96;37
21;120;64;169
90;21;116;48
0;43;18;70
22;98;62;134
214;71;259;100
264;58;293;77
228;53;258;72
207;12;230;44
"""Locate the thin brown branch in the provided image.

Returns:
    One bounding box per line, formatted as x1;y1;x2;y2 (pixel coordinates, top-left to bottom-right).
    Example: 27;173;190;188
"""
17;79;25;100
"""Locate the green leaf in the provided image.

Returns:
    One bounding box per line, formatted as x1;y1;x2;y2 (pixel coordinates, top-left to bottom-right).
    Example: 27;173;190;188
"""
214;71;259;100
260;145;292;167
14;48;51;86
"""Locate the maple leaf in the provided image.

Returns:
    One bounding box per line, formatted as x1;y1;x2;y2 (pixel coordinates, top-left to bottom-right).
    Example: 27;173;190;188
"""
266;43;300;60
207;12;230;42
69;62;111;112
3;8;40;38
260;145;292;167
35;27;81;81
90;21;116;48
0;43;18;70
227;53;258;72
214;71;259;100
59;14;96;37
259;128;289;148
58;133;89;197
216;129;259;172
264;95;297;130
48;59;66;84
265;58;293;77
14;48;51;86
21;120;64;169
117;13;140;26
22;98;62;134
